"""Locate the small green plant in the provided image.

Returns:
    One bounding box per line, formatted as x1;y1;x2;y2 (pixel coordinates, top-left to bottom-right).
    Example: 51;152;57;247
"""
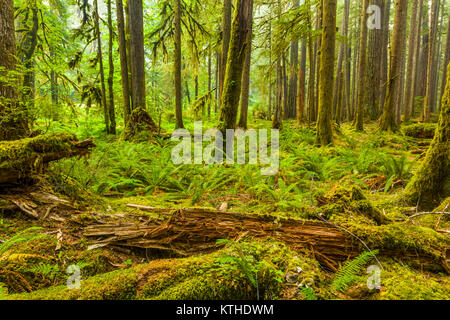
301;286;318;300
331;250;379;293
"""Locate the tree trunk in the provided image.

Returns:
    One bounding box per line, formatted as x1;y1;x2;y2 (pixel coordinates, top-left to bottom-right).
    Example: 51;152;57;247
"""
404;0;419;121
219;0;253;131
316;0;336;146
94;0;110;134
367;0;383;120
424;0;441;122
440;14;450;110
403;62;450;209
307;1;316;126
20;8;38;110
297;41;307;124
272;63;283;129
219;0;233;110
107;0;116;135
116;0;132;131
380;0;391;115
380;0;408;132
355;0;369;131
409;0;424;119
286;1;299;121
174;0;184;129
238;0;253;130
417;1;429;100
0;0;29;141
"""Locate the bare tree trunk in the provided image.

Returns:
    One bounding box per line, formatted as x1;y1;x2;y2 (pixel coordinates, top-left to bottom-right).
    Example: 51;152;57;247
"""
286;1;299;120
307;0;316;126
404;0;419;121
417;1;429;101
316;0;336;146
380;0;408;132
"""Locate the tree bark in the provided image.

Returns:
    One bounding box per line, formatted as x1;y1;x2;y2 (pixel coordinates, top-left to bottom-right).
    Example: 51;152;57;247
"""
219;0;233;110
174;0;184;129
297;41;307;124
116;0;132;130
107;0;116;134
219;0;253;131
316;0;336;146
409;0;424;119
355;0;370;131
424;0;441;122
440;13;450;110
0;0;29;141
238;0;253;130
380;0;408;132
380;0;391;115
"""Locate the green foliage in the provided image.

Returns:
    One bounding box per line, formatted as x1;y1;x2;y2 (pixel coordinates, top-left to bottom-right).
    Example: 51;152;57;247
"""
0;228;46;258
301;286;318;300
331;251;379;293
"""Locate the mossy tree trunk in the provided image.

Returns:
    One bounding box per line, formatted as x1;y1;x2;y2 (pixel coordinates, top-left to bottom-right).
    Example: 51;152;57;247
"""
237;0;253;130
403;63;450;209
107;0;116;135
354;0;369;132
219;0;253;131
116;0;132;132
404;0;419;121
380;0;408;132
315;0;336;146
219;0;232;111
93;0;110;134
0;0;29;141
423;0;440;122
439;12;450;110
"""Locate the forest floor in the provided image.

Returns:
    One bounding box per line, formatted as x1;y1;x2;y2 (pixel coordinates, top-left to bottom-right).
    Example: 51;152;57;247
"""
0;118;449;300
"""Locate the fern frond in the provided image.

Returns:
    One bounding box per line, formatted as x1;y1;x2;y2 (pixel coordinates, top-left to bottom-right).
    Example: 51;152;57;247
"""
331;250;379;293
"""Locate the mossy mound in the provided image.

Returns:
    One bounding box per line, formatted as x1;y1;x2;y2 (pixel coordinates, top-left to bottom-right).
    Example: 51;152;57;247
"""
4;241;321;300
315;185;390;225
402;123;437;139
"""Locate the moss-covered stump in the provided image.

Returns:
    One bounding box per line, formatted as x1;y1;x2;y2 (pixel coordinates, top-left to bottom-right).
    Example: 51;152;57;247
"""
403;63;450;209
402;123;437;139
3;241;321;300
0;133;95;184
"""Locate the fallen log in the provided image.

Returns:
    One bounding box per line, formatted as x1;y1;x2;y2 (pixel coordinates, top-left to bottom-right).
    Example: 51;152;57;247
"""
0;133;95;185
84;208;449;272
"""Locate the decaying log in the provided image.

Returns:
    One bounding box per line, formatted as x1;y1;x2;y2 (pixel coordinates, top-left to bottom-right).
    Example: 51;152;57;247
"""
84;208;449;272
0;133;95;184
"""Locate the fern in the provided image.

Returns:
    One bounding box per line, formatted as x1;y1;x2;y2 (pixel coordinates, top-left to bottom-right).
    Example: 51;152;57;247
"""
331;250;379;293
0;227;46;258
301;287;318;300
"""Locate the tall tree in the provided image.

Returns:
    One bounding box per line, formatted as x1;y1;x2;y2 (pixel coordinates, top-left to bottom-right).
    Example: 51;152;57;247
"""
0;0;29;140
238;0;254;129
286;1;300;120
297;41;306;124
404;0;420;121
380;0;408;131
409;0;424;119
354;0;370;131
219;0;253;131
366;0;383;120
116;0;132;131
93;0;110;133
174;0;184;129
316;0;336;146
380;0;391;113
127;0;157;136
219;0;233;109
107;0;116;134
424;0;441;122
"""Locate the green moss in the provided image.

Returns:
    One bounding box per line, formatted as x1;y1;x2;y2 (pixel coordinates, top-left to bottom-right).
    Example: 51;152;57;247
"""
5;241;320;301
402;123;437;139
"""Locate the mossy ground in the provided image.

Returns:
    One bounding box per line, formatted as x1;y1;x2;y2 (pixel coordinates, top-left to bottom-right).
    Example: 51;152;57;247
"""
1;120;448;300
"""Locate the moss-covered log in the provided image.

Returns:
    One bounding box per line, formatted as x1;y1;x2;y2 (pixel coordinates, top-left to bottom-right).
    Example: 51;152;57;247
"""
83;208;449;273
403;63;450;209
0;133;95;184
